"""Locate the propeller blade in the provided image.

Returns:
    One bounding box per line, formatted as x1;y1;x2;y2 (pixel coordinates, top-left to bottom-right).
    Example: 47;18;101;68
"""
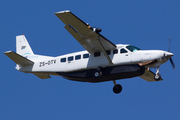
168;37;171;52
167;37;175;69
169;58;175;69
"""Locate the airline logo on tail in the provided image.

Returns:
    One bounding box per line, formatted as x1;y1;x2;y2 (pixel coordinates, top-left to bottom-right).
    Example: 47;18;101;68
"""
22;52;38;59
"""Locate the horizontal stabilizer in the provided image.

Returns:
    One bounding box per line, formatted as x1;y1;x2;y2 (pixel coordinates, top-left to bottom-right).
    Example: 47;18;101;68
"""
4;51;34;66
33;73;51;79
139;69;163;82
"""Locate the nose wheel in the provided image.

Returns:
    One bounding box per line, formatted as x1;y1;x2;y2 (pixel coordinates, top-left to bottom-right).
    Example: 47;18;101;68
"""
112;80;122;94
154;73;161;80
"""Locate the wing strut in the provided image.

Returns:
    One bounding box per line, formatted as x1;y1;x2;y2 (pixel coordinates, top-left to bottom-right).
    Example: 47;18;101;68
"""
97;37;113;65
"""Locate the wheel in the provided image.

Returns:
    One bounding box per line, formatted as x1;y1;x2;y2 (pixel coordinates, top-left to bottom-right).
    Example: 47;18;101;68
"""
93;70;102;78
113;84;122;94
154;73;161;81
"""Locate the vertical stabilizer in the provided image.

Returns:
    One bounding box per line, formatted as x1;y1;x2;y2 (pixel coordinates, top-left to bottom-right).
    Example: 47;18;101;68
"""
16;35;34;56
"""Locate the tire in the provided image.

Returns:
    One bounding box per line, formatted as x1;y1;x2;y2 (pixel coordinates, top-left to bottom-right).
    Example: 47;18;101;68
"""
113;84;122;94
154;73;161;81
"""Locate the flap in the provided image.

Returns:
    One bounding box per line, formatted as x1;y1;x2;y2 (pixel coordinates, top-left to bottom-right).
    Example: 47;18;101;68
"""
139;68;163;82
4;51;34;66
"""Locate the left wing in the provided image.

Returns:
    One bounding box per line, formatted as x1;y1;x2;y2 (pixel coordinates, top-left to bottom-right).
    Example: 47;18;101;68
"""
55;10;116;64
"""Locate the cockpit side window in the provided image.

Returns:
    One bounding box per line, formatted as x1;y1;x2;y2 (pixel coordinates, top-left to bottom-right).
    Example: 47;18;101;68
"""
126;45;141;52
120;48;127;53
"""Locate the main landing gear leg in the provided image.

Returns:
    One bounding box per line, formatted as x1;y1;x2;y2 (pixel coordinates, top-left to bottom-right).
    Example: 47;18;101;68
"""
154;68;161;81
112;80;122;94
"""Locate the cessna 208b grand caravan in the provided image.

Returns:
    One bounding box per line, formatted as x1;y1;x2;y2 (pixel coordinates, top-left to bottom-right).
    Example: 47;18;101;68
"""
4;10;175;94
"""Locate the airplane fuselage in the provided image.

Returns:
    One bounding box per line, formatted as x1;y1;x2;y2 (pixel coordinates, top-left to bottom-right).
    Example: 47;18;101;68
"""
16;44;170;82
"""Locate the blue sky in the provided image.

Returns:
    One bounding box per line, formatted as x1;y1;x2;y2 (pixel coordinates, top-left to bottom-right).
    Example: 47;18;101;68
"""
1;0;180;119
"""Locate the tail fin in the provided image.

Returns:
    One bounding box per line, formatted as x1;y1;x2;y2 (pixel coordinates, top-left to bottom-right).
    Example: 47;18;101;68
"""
16;35;34;57
4;35;34;66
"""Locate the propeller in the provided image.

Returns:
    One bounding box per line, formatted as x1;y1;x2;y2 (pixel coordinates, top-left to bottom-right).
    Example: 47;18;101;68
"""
168;37;175;69
169;57;175;69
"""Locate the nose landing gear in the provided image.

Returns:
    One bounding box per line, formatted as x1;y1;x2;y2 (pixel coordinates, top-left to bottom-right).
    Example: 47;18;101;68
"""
154;68;161;81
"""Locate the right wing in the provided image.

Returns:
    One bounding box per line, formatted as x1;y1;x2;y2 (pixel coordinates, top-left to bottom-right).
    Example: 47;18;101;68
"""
55;10;116;64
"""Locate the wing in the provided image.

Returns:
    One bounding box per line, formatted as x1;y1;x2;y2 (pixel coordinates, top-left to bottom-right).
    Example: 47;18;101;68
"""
55;10;116;64
139;68;163;82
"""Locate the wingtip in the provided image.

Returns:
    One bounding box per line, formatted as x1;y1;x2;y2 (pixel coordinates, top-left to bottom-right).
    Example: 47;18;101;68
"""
4;51;14;54
55;10;70;14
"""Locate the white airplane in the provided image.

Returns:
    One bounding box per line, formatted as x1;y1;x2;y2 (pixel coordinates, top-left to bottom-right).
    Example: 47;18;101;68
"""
4;10;175;94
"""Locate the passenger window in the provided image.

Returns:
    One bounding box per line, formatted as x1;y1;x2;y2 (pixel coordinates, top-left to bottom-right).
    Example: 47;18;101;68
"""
94;52;100;57
106;50;111;55
113;49;118;54
83;54;89;58
68;56;74;61
61;58;66;62
120;48;127;53
75;55;81;60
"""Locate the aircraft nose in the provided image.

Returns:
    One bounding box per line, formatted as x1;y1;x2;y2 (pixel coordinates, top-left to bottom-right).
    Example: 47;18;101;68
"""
164;52;174;58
